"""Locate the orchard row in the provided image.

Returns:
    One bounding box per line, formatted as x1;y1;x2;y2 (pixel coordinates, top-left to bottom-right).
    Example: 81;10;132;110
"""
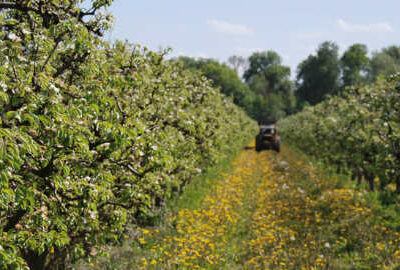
0;2;256;269
279;74;400;193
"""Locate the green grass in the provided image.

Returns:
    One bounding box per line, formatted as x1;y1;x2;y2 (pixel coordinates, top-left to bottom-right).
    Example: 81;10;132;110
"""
75;144;246;270
77;143;400;269
167;155;236;212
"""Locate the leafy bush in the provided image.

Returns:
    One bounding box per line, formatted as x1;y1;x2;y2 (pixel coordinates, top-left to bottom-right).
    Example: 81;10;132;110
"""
0;1;257;269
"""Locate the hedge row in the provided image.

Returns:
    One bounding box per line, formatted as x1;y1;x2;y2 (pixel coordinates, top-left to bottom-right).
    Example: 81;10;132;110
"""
0;2;257;269
279;75;400;193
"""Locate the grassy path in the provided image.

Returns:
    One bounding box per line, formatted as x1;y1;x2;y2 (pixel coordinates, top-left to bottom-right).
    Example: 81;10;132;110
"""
127;144;400;269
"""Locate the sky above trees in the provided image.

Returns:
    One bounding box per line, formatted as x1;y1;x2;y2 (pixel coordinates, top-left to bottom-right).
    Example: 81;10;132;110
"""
107;0;399;76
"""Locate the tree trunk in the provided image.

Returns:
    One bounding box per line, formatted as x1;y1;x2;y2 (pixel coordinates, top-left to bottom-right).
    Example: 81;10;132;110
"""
356;168;363;186
336;164;341;174
365;172;375;191
351;170;356;181
396;177;400;194
24;251;48;270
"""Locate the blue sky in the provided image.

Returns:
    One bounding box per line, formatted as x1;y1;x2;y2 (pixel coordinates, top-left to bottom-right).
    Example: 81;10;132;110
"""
106;0;399;76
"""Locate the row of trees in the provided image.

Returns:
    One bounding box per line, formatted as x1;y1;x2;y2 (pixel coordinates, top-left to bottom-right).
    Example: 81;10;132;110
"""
278;74;400;193
0;1;256;269
176;43;400;123
296;42;400;107
175;52;295;123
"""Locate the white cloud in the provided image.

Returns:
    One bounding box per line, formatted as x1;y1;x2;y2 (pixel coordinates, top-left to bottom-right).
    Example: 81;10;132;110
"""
207;19;254;36
337;19;394;33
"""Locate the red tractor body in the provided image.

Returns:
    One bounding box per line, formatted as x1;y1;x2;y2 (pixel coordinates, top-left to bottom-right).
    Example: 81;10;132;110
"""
255;123;280;152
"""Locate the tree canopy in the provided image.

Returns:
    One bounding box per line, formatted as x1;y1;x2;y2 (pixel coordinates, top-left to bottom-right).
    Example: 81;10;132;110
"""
296;41;341;106
0;2;257;269
368;46;400;82
341;43;369;88
176;52;295;124
174;57;255;108
177;42;400;123
227;55;247;74
243;51;295;122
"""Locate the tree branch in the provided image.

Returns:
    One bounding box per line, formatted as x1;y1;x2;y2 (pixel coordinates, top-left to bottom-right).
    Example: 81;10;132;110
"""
41;36;63;72
113;93;127;124
3;209;27;232
109;158;143;177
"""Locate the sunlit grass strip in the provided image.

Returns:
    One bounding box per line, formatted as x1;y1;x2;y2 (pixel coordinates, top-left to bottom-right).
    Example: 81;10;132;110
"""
244;146;400;269
134;145;400;269
137;149;256;269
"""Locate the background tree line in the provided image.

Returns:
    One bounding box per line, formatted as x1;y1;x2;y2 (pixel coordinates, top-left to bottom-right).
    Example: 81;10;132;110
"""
175;42;400;123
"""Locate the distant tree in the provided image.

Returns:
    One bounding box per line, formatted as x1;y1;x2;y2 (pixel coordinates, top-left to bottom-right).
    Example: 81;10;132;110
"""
247;73;270;98
227;55;248;74
281;80;297;115
341;44;369;87
174;55;292;123
244;51;283;83
382;45;400;62
174;56;255;111
174;56;199;70
250;94;286;124
197;60;252;106
244;51;292;94
296;41;340;106
243;50;295;119
368;46;400;82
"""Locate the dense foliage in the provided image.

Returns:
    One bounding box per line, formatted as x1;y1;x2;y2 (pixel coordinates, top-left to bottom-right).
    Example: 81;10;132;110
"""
296;41;341;106
296;43;400;109
368;46;400;82
173;57;254;109
177;44;400;125
176;51;295;124
0;1;257;269
279;74;400;193
341;43;369;87
244;51;296;121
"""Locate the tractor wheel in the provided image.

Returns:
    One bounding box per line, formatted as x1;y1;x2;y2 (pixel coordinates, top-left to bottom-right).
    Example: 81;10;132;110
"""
255;137;262;152
256;143;262;152
275;143;280;153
